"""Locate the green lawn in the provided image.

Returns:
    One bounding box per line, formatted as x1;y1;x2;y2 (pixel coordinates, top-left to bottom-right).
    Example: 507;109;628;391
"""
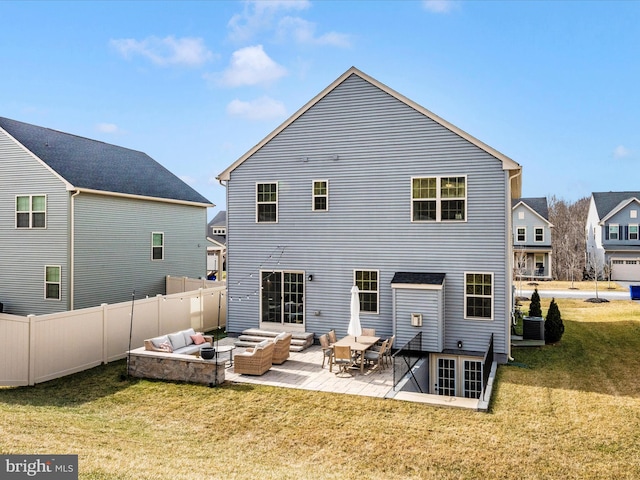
2;299;640;479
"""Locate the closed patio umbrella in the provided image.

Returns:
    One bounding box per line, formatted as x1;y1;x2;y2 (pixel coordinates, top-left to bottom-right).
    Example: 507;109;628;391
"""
348;285;363;340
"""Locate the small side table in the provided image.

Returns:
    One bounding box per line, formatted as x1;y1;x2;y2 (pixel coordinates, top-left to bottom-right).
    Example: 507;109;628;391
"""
214;345;236;367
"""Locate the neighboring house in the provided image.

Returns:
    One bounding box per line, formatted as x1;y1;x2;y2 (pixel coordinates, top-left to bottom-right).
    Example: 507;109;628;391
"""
0;116;213;316
586;191;640;281
206;210;226;279
217;67;522;399
512;197;553;280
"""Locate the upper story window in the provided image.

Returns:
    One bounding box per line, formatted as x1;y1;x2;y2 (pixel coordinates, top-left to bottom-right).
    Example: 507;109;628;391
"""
629;225;639;240
312;180;328;211
354;270;379;314
631;210;638;219
16;195;46;229
152;232;164;260
257;182;278;223
534;227;544;242
45;265;61;300
516;227;526;242
411;176;466;222
464;272;493;320
609;224;619;240
211;228;226;235
518;211;525;220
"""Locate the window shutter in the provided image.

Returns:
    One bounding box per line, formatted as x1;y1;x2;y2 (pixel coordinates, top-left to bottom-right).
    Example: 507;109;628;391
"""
605;226;609;240
625;225;629;240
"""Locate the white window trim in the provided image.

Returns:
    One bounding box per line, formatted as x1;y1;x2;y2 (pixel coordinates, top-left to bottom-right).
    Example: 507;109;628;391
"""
534;226;544;243
256;182;278;223
16;194;47;229
152;232;164;261
516;227;526;243
518;211;525;220
410;175;467;223
631;210;638;219
44;265;61;301
609;224;619;240
353;269;380;314
464;271;494;321
629;224;639;240
312;179;329;212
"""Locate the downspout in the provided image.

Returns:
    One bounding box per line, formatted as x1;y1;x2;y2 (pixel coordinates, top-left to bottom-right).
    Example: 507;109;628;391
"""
507;168;522;362
70;190;80;310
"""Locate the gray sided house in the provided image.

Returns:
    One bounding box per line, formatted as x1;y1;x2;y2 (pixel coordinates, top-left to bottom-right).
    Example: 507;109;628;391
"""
218;67;522;398
512;197;553;280
0;116;213;316
586;191;640;281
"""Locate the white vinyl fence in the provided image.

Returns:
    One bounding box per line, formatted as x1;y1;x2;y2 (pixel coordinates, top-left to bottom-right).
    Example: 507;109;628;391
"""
0;284;226;387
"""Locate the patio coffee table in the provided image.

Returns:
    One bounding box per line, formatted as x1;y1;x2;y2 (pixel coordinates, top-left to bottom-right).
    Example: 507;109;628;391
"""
213;345;236;367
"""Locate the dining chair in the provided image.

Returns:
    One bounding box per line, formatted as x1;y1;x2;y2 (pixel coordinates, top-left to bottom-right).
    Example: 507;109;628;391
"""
363;339;388;373
361;328;376;336
332;345;353;377
319;334;333;369
327;329;337;345
383;335;395;367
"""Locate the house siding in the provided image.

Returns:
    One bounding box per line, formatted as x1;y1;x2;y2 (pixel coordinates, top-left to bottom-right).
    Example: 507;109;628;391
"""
392;287;444;352
73;193;207;309
0;128;71;315
226;74;511;356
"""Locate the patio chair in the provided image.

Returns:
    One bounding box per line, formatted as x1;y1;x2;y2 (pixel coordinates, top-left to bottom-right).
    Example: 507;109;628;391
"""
319;334;333;369
363;339;388;373
383;335;395;367
234;341;274;376
362;328;376;336
327;329;337;345
332;345;353;377
272;332;292;365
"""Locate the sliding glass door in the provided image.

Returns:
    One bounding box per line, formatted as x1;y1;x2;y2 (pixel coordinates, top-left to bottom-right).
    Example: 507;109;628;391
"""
261;271;305;329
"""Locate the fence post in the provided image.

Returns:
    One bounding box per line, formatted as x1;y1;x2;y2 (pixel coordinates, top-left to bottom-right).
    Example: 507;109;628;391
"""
156;294;163;336
102;304;108;365
199;288;204;331
27;314;36;386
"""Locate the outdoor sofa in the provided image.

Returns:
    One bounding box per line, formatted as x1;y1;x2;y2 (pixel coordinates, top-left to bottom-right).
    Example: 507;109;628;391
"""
144;328;213;355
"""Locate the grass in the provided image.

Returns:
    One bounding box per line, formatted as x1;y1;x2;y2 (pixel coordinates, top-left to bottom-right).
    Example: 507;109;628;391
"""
514;279;628;292
2;299;640;479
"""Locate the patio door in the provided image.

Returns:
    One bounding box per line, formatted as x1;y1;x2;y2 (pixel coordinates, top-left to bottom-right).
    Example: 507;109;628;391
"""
261;270;305;330
434;357;457;396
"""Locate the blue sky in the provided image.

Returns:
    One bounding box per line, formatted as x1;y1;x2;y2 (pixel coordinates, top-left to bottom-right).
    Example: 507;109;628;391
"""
2;0;638;216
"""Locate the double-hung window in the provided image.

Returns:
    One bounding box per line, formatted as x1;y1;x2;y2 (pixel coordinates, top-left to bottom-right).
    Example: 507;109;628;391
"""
609;224;619;240
312;180;328;211
629;225;639;241
464;272;493;320
45;265;61;300
257;182;278;223
152;232;164;260
516;227;526;242
411;176;466;222
354;270;379;314
16;195;46;228
534;227;544;242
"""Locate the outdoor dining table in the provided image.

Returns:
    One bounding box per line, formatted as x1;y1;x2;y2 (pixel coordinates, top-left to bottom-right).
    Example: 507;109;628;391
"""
334;335;380;373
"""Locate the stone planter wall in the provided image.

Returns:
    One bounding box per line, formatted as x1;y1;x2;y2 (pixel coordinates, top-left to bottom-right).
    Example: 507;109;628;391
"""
127;348;225;386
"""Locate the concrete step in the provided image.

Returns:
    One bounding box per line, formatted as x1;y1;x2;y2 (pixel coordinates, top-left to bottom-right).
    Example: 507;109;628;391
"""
235;329;315;352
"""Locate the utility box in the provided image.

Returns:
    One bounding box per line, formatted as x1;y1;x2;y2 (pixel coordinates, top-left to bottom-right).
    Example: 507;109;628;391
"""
630;285;640;300
523;316;545;341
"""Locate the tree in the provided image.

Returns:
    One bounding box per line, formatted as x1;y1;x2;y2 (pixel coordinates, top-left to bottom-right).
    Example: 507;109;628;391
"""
587;247;606;300
514;247;528;298
529;288;542;317
545;298;564;343
548;196;589;281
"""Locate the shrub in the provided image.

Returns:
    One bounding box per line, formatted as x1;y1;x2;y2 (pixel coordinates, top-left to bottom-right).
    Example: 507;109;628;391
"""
545;298;565;343
529;288;542;317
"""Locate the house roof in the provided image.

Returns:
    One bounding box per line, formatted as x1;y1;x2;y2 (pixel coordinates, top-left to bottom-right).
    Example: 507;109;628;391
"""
217;67;522;195
208;210;227;226
512;197;549;221
592;191;640;222
390;272;446;285
0;116;213;207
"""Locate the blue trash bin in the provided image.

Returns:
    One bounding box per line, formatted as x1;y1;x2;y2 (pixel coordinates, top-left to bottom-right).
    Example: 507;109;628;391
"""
630;285;640;300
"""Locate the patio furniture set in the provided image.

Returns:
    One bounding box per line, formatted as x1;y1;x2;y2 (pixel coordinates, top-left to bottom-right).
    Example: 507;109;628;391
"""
233;332;292;375
319;329;395;377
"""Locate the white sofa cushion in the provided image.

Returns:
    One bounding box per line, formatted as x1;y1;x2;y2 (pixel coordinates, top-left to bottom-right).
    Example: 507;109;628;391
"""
182;328;197;346
151;335;170;349
275;332;288;341
255;340;270;349
168;332;187;350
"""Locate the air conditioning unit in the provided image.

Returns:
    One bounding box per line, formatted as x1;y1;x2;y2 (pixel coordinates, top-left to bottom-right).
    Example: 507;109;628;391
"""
523;316;544;340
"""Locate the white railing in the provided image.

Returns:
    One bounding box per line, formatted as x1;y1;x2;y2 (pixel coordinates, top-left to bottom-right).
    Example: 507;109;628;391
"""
0;284;226;387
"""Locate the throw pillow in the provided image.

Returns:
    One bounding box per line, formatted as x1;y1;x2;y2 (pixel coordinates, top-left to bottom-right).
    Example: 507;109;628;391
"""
190;333;206;345
159;341;173;353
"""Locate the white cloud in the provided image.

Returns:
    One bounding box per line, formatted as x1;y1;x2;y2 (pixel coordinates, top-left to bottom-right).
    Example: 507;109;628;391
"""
613;145;631;158
228;0;311;42
96;123;121;134
226;96;287;120
423;0;459;14
110;36;214;67
277;16;351;47
216;45;287;87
